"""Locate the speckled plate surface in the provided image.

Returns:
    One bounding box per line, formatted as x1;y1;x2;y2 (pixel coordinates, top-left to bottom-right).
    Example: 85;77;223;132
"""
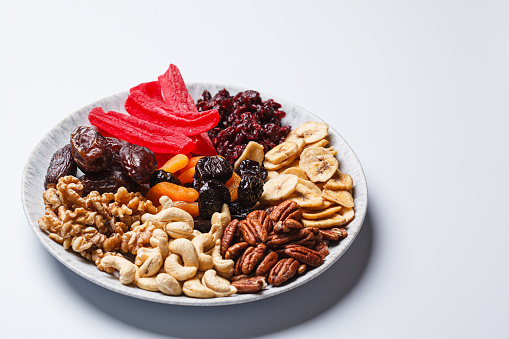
22;82;368;306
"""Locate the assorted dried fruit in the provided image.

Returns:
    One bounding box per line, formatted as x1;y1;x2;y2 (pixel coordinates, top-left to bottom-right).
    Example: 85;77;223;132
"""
197;89;291;165
38;64;357;299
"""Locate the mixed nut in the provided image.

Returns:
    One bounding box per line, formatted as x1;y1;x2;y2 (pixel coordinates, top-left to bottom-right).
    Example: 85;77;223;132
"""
38;64;356;298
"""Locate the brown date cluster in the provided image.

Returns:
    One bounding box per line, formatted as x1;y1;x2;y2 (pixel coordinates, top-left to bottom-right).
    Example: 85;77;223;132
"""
220;201;347;293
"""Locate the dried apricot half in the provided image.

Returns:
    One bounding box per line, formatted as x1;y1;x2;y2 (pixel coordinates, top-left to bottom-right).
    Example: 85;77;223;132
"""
147;182;199;205
160;154;189;173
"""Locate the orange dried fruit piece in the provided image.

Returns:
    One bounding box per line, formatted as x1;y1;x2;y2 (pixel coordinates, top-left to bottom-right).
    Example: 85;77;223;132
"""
225;172;241;201
173;201;199;218
180;156;204;173
178;167;196;184
160;154;189;173
147;182;199;205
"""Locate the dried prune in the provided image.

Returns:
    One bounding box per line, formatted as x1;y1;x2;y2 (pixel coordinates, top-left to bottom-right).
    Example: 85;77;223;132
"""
228;201;252;220
106;137;129;171
79;170;136;195
237;174;264;207
194;156;233;188
44;144;77;189
260;166;268;182
238;160;261;177
70;126;112;173
149;170;181;188
120;143;158;184
193;218;212;233
198;179;231;219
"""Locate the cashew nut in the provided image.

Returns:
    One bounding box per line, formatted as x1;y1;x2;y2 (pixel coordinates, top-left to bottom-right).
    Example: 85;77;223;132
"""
211;240;234;278
138;252;163;278
141;197;194;238
182;278;215;298
101;255;136;285
209;204;231;243
133;267;159;291
164;238;199;281
156;273;182;295
135;229;169;266
201;269;237;297
192;233;215;271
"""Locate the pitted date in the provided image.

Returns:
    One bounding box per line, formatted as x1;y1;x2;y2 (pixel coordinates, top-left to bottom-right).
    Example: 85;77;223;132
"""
105;137;129;171
120;143;158;184
44;144;77;189
70;126;112;173
79;170;136;195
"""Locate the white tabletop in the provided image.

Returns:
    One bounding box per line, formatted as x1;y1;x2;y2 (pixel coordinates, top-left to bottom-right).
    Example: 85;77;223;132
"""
2;1;508;338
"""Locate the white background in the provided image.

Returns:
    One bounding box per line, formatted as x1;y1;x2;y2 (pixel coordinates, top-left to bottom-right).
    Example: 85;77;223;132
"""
2;1;508;338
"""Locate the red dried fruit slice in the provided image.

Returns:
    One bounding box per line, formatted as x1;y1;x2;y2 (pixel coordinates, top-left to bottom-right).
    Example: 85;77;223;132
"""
158;64;198;112
130;81;164;102
125;91;219;135
88;107;195;154
190;132;217;156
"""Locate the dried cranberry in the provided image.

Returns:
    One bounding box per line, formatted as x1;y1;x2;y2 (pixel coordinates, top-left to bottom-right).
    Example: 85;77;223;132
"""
197;89;290;165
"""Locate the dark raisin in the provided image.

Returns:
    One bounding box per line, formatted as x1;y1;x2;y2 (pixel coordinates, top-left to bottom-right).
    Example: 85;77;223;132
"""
44;144;77;189
79;170;136;195
194;156;233;188
120;143;158;184
70;126;112;173
105;137;129;171
237;174;264;207
149;170;181;187
238;160;261;177
198;179;231;219
228;201;252;220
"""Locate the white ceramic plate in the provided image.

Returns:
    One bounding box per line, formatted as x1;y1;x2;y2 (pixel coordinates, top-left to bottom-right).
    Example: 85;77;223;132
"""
22;82;368;306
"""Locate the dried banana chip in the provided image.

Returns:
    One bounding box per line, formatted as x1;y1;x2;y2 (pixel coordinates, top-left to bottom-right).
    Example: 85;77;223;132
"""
305;139;329;148
322;189;355;208
263;153;299;170
302;205;342;220
265;170;279;181
285;121;329;145
265;141;299;164
297;178;321;195
301;213;347;228
300;147;338;182
234;141;265;170
325;171;353;191
338;207;355;223
260;174;298;203
303;199;334;210
282;167;308;180
287;184;323;208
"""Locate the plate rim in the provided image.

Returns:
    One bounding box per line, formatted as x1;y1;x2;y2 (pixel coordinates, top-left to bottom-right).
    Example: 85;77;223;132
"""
21;82;368;306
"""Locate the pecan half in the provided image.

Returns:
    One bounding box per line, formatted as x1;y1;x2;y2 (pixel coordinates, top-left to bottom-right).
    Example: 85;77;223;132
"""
239;220;257;245
221;219;240;256
269;201;302;223
319;227;347;241
240;217;268;245
255;251;279;276
273;218;303;234
241;243;266;275
268;258;300;286
231;276;267;293
313;242;329;257
285;245;324;267
266;228;311;249
225;241;249;260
